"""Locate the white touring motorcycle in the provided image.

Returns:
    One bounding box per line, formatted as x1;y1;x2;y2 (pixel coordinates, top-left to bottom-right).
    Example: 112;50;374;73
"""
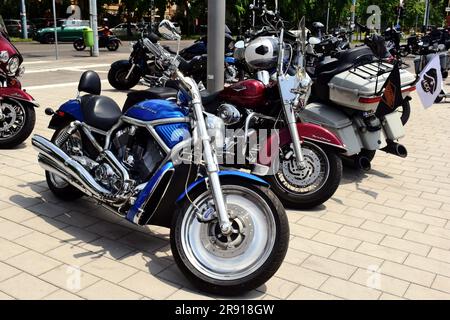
304;37;417;170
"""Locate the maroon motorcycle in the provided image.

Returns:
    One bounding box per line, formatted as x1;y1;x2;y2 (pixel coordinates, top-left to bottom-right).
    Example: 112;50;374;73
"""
122;26;345;209
0;30;38;148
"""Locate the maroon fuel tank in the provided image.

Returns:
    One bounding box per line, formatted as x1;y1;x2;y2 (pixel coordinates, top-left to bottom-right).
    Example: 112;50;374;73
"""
219;79;267;110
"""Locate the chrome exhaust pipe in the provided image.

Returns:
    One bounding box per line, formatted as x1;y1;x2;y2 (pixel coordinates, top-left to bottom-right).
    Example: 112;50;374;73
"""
32;135;112;199
354;155;371;171
381;141;408;158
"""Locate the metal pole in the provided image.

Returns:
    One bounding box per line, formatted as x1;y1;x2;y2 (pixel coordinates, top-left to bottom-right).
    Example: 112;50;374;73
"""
326;2;330;34
424;0;430;29
52;0;59;60
89;0;99;57
350;0;356;42
20;0;28;39
207;0;225;93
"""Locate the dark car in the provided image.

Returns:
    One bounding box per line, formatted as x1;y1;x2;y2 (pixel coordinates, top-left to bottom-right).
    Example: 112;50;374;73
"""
31;18;53;30
0;15;7;36
4;19;36;38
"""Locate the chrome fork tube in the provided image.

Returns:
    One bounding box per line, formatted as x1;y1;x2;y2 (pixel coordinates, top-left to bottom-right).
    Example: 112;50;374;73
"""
125;63;136;80
283;104;306;167
192;101;232;235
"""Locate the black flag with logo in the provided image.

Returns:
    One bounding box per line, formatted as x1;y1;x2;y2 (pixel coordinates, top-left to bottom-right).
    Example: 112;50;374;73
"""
375;62;404;118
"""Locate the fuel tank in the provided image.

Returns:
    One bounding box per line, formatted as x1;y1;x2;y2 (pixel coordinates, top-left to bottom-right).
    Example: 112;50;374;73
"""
124;99;188;122
219;79;267;110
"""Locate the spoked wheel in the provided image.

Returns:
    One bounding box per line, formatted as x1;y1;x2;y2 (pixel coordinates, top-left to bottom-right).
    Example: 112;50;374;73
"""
0;101;35;148
172;182;288;295
265;141;342;209
107;41;119;51
45;125;84;201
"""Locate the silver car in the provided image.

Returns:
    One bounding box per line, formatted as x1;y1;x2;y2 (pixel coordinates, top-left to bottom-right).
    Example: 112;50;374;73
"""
110;23;139;38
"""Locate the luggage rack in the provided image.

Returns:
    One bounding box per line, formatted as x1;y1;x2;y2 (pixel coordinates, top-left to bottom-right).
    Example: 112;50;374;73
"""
348;61;400;80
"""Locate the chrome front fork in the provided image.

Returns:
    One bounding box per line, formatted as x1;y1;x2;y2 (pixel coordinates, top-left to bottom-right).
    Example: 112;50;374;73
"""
192;102;232;235
125;63;136;80
283;103;306;168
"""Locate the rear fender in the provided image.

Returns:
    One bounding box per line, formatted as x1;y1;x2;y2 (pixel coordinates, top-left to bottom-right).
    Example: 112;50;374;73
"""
48;99;83;129
0;87;39;107
258;122;346;167
176;171;269;203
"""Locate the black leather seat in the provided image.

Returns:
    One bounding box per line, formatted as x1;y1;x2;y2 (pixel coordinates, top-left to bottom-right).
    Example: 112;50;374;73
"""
81;95;122;131
313;46;375;101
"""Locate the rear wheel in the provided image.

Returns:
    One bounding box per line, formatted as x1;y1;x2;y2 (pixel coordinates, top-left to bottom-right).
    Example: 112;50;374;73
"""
171;182;288;295
265;141;342;209
107;62;141;90
435;90;445;103
73;39;86;51
0;101;35;149
45;125;84;201
107;40;119;51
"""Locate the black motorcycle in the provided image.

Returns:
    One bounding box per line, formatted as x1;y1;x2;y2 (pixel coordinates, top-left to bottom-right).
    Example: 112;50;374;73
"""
108;27;235;90
73;34;121;52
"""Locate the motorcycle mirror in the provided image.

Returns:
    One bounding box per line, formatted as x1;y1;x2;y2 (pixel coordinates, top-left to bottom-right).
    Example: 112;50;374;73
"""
309;37;321;45
158;19;180;41
235;40;245;49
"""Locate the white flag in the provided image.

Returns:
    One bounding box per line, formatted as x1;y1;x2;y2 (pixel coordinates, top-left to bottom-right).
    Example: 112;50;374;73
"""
416;55;443;109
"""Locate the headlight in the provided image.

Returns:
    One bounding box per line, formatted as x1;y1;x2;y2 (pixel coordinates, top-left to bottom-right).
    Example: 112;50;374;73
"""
7;56;20;75
0;51;9;63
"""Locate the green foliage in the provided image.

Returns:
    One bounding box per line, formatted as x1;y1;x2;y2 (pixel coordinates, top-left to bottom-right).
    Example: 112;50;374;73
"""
0;0;448;32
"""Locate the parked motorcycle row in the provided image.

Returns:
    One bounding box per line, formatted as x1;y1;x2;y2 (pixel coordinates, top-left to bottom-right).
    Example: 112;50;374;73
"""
0;1;433;296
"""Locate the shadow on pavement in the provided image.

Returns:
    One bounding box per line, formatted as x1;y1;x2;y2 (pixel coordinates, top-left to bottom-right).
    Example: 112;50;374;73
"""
8;180;267;299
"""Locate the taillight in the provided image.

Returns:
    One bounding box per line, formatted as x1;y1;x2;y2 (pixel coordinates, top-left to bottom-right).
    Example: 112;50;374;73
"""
359;96;382;104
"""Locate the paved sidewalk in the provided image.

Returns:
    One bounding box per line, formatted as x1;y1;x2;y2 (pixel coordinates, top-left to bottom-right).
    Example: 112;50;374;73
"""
1;78;450;299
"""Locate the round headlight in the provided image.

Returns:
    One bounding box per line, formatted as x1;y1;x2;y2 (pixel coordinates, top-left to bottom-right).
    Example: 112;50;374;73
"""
7;56;20;75
0;50;9;63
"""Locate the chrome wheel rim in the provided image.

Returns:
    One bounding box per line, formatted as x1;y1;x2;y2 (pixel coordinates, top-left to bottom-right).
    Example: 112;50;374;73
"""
275;142;330;195
0;102;26;140
180;186;276;281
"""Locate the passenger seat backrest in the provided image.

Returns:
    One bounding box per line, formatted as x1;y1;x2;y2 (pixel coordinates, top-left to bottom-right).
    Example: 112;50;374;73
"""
78;70;101;95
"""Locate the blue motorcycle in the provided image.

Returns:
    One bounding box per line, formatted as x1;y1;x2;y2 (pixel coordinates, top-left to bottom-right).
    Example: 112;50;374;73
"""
31;21;289;295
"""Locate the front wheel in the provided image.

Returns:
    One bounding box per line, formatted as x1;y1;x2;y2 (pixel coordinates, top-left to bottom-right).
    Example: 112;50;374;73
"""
107;62;141;90
0;101;36;149
171;182;289;295
265;141;342;209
